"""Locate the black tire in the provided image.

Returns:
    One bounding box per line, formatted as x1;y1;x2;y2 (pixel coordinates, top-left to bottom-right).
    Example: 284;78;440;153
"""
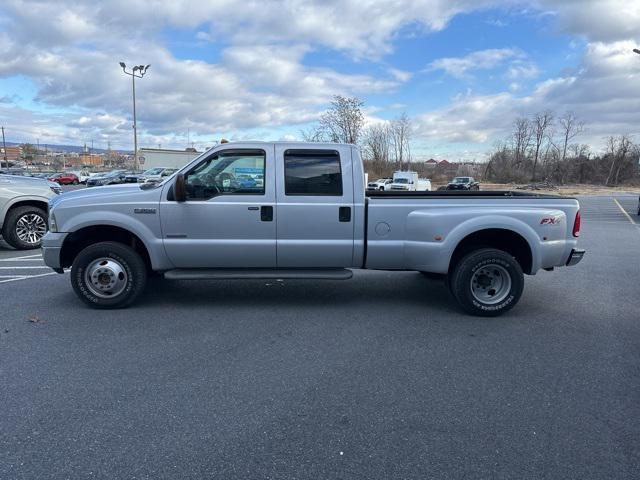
379;186;384;191
71;241;147;309
72;179;79;185
2;205;48;250
450;248;524;317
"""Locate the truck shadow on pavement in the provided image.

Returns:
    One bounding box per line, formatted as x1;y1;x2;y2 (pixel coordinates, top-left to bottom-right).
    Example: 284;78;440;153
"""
136;271;458;314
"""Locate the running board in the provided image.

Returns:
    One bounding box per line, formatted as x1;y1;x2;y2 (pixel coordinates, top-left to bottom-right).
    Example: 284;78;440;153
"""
163;268;354;280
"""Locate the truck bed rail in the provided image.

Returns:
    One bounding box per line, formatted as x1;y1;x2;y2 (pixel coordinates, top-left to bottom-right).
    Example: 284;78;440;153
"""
366;190;573;200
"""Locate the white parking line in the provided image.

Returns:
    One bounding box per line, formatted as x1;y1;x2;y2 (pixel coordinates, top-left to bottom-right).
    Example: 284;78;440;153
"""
0;266;50;269
0;258;44;262
0;253;43;260
613;198;637;225
0;272;58;284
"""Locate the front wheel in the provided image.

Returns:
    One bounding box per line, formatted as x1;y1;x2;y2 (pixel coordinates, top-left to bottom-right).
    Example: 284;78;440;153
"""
450;248;524;316
2;205;48;249
71;242;147;309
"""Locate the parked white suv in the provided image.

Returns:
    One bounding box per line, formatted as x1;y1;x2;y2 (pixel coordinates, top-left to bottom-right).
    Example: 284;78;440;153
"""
1;175;60;249
367;178;393;191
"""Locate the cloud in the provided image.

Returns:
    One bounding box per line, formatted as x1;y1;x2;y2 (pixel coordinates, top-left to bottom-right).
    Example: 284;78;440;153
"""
0;29;404;148
539;0;640;43
1;0;500;58
389;68;413;83
0;0;639;155
415;39;640;154
428;48;538;80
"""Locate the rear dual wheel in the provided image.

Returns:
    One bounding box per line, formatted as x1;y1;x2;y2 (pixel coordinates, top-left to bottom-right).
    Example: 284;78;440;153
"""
448;248;524;316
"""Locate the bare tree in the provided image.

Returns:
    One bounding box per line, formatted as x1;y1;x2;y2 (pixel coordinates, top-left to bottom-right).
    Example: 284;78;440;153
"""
531;111;553;181
362;123;391;163
300;127;325;142
316;95;365;144
571;143;591;184
390;112;412;167
511;117;533;167
606;135;633;186
557;111;584;163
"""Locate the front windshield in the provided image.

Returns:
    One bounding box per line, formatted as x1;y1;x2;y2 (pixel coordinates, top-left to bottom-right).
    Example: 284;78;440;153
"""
394;178;409;184
143;168;164;175
453;177;470;183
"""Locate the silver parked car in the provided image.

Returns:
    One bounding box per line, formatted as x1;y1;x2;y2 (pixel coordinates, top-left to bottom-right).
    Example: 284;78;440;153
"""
0;174;60;249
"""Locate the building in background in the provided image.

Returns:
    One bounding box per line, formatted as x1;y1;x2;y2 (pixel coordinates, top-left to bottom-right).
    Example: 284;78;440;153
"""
79;152;103;167
138;148;201;170
1;145;21;162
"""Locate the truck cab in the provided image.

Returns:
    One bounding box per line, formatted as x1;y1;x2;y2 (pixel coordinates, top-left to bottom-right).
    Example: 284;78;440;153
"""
160;144;357;268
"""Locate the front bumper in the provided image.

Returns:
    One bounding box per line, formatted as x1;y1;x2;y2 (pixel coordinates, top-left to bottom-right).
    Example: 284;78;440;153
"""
42;232;68;272
566;248;586;266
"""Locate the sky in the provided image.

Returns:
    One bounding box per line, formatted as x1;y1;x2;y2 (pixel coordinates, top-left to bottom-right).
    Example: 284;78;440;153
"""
0;0;639;161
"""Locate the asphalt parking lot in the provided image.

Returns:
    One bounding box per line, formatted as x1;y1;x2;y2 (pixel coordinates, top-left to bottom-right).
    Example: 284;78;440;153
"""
1;194;639;479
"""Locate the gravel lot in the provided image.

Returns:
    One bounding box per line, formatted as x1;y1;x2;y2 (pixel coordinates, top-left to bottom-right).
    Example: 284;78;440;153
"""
1;194;639;479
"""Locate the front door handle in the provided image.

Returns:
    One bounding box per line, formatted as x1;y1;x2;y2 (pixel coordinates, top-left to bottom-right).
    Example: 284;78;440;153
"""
261;206;273;221
339;206;351;222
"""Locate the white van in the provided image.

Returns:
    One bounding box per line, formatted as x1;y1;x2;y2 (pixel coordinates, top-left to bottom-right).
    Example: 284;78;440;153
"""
390;171;419;191
416;178;432;191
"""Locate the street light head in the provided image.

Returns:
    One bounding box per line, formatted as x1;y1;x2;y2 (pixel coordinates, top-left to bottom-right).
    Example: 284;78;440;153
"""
144;64;150;72
133;65;139;72
119;61;126;68
634;48;640;55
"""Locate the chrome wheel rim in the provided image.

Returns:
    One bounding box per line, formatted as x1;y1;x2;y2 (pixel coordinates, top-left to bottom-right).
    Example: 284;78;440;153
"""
85;257;128;298
15;213;47;245
470;264;512;305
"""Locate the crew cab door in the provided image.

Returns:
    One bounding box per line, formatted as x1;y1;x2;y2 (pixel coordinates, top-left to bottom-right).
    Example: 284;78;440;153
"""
274;146;354;267
160;147;276;268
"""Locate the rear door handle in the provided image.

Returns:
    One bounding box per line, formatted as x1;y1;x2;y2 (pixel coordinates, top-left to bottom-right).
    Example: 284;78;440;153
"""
260;206;273;221
339;206;351;222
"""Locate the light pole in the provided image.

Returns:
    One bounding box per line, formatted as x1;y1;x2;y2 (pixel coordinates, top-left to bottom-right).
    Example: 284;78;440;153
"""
119;62;150;171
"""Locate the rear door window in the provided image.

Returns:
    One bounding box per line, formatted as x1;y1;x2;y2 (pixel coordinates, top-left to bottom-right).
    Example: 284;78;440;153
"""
284;150;342;196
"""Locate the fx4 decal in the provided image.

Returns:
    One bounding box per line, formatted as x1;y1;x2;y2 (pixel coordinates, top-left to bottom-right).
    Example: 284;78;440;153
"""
540;215;562;225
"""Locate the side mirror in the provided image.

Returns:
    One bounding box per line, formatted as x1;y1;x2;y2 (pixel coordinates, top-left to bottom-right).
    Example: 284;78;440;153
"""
174;173;187;202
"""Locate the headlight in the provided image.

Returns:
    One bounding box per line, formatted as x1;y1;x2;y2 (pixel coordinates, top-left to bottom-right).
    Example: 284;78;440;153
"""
48;182;62;194
49;208;58;232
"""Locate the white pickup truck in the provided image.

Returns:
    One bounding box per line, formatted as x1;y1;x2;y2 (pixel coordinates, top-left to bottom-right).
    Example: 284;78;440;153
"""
43;142;584;316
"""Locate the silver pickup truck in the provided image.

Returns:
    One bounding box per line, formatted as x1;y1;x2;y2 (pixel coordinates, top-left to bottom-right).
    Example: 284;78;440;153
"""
43;142;584;316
